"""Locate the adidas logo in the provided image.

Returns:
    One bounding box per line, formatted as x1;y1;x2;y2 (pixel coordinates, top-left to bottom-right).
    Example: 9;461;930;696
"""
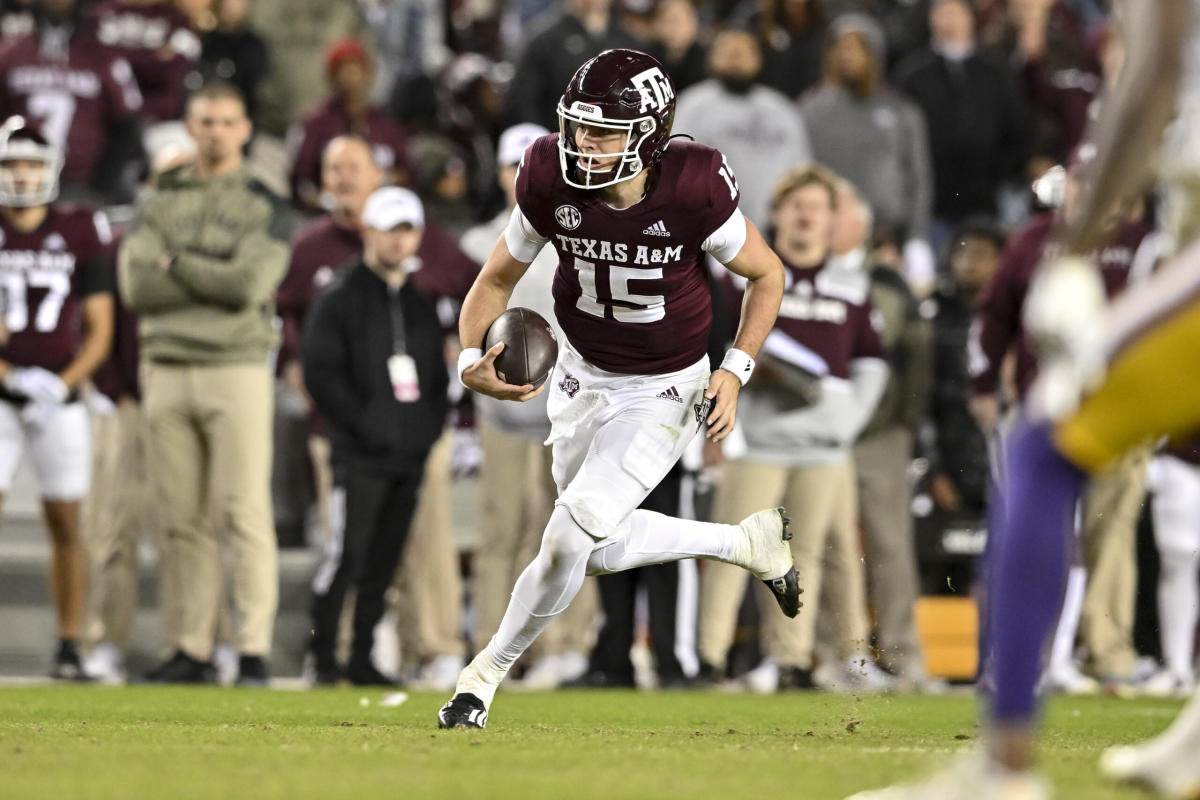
656;385;684;403
642;220;671;237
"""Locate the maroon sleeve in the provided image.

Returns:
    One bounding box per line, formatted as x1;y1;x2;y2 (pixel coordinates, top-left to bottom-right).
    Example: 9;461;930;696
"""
852;300;886;362
700;146;741;240
971;223;1045;395
288;116;324;205
275;245;317;370
99;52;143;122
512;134;559;236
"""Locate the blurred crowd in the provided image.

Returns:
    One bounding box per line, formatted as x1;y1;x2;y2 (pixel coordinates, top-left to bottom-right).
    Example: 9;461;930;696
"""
4;0;1192;699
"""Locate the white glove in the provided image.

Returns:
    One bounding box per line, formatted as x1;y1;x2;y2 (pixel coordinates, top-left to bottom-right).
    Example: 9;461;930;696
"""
1023;255;1108;420
902;238;937;296
85;388;117;417
20;400;60;431
5;366;69;404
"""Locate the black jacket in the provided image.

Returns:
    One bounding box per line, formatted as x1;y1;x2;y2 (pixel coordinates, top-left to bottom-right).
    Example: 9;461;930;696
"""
924;282;989;510
302;262;449;476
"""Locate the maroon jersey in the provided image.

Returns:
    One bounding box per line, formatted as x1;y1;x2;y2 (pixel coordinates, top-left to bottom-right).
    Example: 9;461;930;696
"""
0;31;142;185
287;99;414;205
517;135;741;374
89;0;200;122
727;259;883;380
0;206;114;374
972;212;1153;400
277;213;480;369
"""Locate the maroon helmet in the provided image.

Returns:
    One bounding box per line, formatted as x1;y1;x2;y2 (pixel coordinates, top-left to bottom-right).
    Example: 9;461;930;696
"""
556;48;676;190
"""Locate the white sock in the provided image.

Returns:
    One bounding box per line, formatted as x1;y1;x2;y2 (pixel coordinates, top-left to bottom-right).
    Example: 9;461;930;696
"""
458;507;594;707
1157;551;1200;678
1048;565;1087;674
585;509;741;574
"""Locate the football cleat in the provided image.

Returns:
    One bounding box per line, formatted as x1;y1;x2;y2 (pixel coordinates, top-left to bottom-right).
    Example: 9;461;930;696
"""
844;754;1048;800
737;507;802;618
437;692;488;729
1101;738;1200;799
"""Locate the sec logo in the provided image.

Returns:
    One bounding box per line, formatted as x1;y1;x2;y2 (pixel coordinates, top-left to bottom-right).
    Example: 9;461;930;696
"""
555;204;582;231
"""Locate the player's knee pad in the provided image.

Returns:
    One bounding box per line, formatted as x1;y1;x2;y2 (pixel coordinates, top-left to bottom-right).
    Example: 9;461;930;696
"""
554;492;621;542
542;505;596;566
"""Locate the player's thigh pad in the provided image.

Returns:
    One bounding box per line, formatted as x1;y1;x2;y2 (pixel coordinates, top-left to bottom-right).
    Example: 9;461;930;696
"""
555;376;707;540
28;402;91;501
1150;455;1200;558
0;401;24;495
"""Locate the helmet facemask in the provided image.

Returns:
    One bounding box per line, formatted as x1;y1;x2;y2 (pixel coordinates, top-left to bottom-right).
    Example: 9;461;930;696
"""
0;131;62;208
556;100;659;190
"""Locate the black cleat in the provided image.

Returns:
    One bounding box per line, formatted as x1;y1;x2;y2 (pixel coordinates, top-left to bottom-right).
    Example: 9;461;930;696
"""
346;658;399;687
145;650;217;684
437;692;488;729
50;640;92;681
762;565;803;619
235;655;270;687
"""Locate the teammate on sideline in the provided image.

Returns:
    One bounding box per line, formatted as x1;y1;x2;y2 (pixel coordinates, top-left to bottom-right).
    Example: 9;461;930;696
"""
0;117;115;678
439;48;799;729
848;1;1200;798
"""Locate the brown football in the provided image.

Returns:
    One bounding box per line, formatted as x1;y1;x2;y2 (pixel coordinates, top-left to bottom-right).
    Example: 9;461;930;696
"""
483;307;558;388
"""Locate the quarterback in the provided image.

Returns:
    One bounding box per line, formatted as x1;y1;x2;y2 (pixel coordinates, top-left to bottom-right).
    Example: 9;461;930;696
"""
0;116;114;678
849;1;1200;798
439;48;798;728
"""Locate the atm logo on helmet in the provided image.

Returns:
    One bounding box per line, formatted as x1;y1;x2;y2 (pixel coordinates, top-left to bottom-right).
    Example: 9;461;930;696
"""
630;67;674;114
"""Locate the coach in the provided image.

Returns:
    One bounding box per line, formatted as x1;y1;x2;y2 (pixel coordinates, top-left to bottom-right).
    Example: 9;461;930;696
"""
303;186;449;685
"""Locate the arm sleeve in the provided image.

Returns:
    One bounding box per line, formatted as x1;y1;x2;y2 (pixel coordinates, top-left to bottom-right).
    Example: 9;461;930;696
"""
169;230;290;310
504;205;549;264
842;357;890;440
300;291;369;439
117;221;195;312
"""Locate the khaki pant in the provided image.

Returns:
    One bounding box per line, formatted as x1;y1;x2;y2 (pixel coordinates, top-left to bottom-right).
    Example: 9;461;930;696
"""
474;422;596;659
394;430;465;663
850;426;923;674
83;400;164;649
699;456;867;669
143;362;278;659
1080;446;1151;678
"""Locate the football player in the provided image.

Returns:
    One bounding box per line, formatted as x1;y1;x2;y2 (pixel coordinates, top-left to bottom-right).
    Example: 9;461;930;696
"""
847;1;1200;798
0;116;114;679
438;48;798;729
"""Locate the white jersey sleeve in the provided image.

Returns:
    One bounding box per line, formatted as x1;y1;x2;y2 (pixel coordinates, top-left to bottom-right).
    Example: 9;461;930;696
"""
701;208;748;265
504;205;549;264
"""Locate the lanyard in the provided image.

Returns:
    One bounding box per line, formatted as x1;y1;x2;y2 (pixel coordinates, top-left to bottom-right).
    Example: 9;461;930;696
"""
388;285;407;356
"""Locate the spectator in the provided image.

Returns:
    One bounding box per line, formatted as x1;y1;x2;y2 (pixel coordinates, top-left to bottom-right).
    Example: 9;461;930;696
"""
303;187;450;687
977;0;1099;169
196;0;270;125
971;164;1156;687
459;123;597;690
275;134;475;689
360;0;450;104
89;0;202;123
731;0;828;98
0;117;115;679
436;54;511;220
800;13;936;292
698;165;888;691
846;184;934;687
648;0;707;92
894;0;1029;240
1;0;35;44
0;0;144;205
924;219;1004;518
674;27;812;230
249;0;371;137
502;0;641;130
287;37;413;212
118;82;290;685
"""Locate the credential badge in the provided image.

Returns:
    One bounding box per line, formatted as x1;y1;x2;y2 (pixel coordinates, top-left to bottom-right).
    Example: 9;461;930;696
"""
555;204;582;231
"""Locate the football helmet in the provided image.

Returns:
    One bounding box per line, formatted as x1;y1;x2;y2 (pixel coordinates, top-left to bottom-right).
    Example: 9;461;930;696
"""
556;48;676;190
0;116;63;207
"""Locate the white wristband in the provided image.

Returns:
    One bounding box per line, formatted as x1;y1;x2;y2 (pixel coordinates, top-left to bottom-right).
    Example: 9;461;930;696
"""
720;348;755;386
457;347;483;387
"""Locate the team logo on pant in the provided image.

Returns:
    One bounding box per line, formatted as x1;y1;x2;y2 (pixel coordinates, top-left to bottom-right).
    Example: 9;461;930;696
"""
693;397;711;426
558;372;580;398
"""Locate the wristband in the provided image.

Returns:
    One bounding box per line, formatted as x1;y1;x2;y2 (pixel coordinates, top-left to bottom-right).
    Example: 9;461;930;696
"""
457;347;483;387
720;348;755;386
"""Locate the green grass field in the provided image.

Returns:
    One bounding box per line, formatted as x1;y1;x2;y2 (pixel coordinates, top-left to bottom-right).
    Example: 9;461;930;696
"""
0;686;1182;799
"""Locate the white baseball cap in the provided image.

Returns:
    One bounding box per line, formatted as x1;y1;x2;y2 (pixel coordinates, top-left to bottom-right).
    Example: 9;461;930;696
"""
362;186;424;230
497;123;549;167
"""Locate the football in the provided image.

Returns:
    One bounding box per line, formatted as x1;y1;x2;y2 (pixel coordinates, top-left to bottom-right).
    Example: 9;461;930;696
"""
483;307;558;388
